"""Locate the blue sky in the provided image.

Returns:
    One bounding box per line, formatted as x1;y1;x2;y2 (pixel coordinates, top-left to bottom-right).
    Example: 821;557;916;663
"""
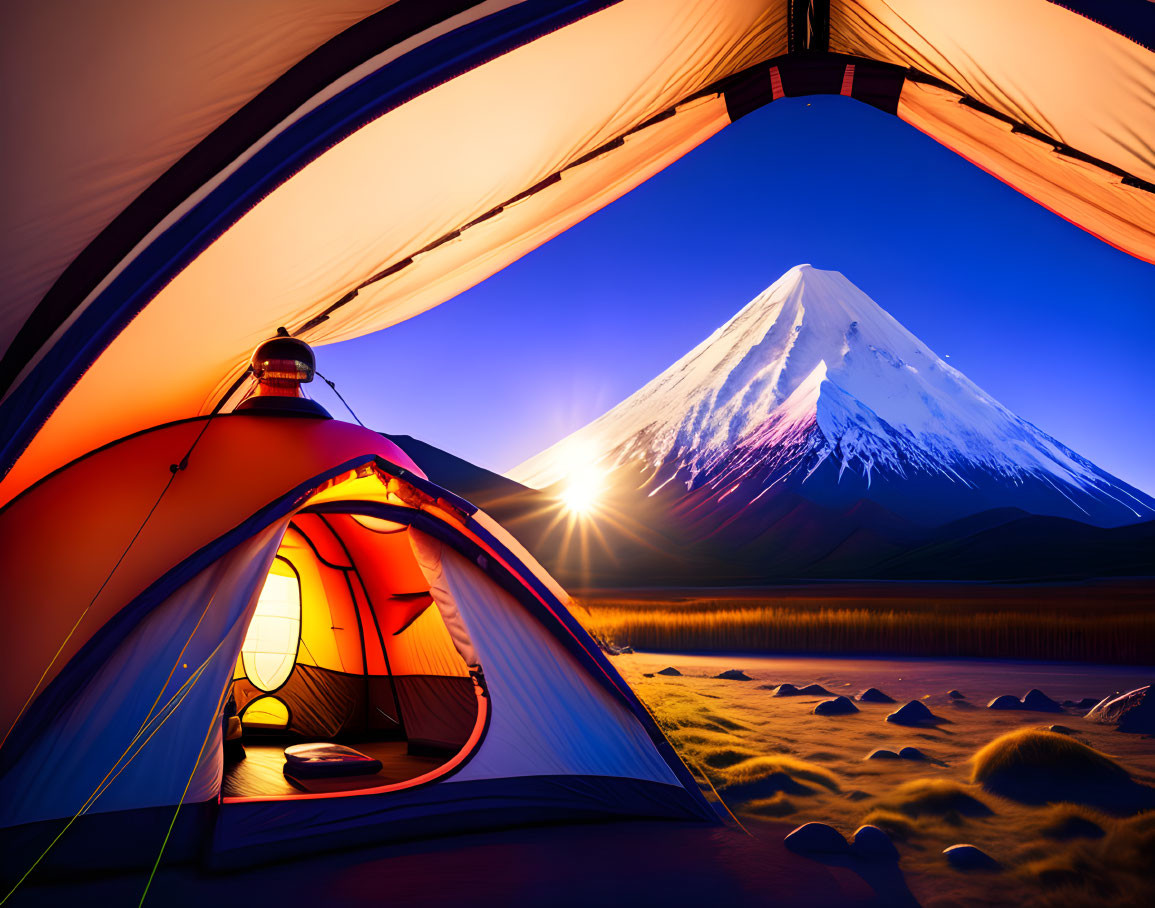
315;95;1155;496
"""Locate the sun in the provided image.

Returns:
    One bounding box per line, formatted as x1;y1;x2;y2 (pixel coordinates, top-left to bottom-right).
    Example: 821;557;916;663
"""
555;448;605;517
560;471;602;516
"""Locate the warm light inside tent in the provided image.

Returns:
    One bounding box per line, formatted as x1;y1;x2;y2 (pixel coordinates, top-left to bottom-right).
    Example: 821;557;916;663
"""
242;696;290;729
241;564;301;692
350;513;409;533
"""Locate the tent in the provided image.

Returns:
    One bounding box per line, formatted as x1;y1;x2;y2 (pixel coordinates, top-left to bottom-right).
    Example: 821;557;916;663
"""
0;407;711;876
0;0;1152;878
0;0;1152;511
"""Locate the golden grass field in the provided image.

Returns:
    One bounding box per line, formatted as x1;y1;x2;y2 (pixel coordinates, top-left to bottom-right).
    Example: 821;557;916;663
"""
574;582;1155;663
610;652;1155;908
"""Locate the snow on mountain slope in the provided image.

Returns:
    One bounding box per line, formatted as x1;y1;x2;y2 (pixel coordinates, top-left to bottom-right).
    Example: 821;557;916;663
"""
510;265;1154;527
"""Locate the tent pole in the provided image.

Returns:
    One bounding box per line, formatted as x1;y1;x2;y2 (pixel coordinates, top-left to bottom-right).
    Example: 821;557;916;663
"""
351;571;405;736
339;570;372;735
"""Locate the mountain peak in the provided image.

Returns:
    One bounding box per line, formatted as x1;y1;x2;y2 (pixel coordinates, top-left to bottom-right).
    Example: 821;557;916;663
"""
511;267;1155;527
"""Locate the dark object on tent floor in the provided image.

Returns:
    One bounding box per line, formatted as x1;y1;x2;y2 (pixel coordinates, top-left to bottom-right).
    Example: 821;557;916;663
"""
222;742;441;798
284;743;383;778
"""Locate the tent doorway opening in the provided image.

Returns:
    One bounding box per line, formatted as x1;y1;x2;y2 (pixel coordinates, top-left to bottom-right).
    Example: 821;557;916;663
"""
222;508;484;800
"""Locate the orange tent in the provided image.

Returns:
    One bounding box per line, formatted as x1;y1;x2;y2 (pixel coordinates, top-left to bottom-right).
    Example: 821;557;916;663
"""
0;411;710;874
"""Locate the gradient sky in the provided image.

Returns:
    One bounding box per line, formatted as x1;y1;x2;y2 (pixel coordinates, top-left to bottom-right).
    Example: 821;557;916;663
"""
314;95;1155;496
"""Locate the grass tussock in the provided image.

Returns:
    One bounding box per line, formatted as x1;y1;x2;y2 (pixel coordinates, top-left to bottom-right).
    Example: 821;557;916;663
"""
743;793;799;818
700;748;761;770
715;755;841;801
971;729;1146;812
668;728;751;750
860;809;918;841
577;597;1155;663
638;685;749;737
876;778;992;820
972;730;1127;786
1021;811;1155;907
637;681;840;807
1036;805;1107;841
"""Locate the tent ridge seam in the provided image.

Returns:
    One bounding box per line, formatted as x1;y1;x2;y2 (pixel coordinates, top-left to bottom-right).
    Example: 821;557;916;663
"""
904;70;1155;195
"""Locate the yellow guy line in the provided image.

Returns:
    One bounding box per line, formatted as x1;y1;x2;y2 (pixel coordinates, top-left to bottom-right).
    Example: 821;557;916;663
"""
1;469;181;752
1;637;227;904
138;668;233;907
683;753;752;838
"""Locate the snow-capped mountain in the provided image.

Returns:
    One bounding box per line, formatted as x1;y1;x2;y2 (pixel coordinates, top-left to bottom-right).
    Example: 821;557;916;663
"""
511;265;1154;531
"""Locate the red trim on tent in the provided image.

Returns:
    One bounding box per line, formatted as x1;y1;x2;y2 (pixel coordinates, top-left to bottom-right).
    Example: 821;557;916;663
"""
840;63;855;96
220;684;488;803
769;65;784;100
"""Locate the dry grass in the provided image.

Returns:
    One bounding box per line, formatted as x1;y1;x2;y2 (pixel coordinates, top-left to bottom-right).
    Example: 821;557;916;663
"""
576;596;1155;662
1020;810;1155;907
714;754;841;797
973;730;1128;791
744;793;799;818
972;729;1150;813
859;809;919;841
1036;804;1108;841
875;778;993;820
617;653;1155;907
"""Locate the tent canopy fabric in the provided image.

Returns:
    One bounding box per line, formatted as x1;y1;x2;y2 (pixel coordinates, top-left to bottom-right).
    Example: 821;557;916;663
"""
1;0;1153;506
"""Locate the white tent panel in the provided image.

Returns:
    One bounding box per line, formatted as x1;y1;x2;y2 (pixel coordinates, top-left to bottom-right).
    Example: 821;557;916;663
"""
412;537;677;785
469;508;573;608
0;521;287;828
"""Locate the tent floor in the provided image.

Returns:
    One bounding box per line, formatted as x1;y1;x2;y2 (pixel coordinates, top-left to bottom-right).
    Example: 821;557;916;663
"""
221;741;442;798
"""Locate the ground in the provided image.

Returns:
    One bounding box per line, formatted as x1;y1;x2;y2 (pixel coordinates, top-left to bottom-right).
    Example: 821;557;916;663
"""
8;654;1154;907
616;652;1155;908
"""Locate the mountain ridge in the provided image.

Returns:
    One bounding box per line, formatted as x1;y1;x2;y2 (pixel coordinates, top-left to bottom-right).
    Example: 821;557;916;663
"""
385;431;1155;585
511;265;1155;529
